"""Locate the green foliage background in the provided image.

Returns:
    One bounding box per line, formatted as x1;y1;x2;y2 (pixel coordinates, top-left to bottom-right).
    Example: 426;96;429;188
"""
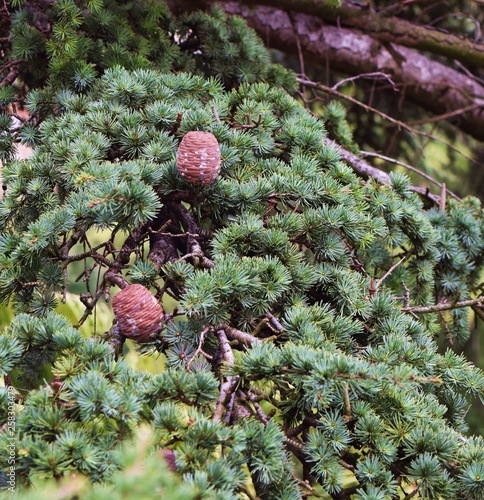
1;1;484;499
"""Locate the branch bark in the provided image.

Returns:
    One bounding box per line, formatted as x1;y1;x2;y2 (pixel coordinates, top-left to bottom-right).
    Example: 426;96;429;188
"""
213;329;239;422
212;2;484;141
324;138;441;204
324;138;391;184
402;296;484;314
202;0;484;68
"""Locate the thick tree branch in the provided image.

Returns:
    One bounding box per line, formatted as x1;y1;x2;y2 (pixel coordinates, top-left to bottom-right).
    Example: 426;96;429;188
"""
203;2;484;141
200;0;484;68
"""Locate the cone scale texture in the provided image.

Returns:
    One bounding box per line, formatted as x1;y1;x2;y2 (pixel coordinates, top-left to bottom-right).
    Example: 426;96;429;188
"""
112;284;164;343
176;131;221;186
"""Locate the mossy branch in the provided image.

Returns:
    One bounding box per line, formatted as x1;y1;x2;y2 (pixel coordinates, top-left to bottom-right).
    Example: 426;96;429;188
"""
198;0;484;67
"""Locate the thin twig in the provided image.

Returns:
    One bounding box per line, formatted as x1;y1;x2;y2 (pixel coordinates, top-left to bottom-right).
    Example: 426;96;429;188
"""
297;77;417;133
407;103;482;126
288;13;306;95
252;317;270;337
360;150;461;200
343;381;352;420
453;59;484;86
211;105;221;123
186;326;209;370
266;312;284;333
440;183;446;211
402;485;420;500
428;12;481;42
76;288;105;328
402;296;484;314
239;390;270;424
331;71;398;91
401;280;411;308
339;459;355;471
178;251;215;268
375;256;407;290
298;76;479;166
224;392;236;424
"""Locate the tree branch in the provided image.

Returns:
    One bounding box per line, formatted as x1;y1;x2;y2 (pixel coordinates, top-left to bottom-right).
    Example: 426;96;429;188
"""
360;150;460;201
224;324;262;345
324;138;391;185
402;296;484;314
205;2;484;141
375;255;407;291
204;0;484;68
300;76;481;163
323;138;441;204
213;329;239;422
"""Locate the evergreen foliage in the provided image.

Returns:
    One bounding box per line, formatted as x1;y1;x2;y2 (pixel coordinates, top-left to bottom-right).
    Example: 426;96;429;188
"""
1;1;484;499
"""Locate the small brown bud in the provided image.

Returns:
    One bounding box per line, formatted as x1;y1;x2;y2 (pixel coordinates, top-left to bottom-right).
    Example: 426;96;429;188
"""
160;449;177;473
112;284;164;344
176;131;221;186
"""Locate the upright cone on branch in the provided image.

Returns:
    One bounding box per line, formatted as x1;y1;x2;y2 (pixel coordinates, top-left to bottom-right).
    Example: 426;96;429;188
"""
112;284;164;344
176;131;221;186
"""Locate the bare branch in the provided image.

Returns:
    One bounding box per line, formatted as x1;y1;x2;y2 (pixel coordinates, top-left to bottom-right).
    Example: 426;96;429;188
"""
322;139;441;204
407;103;483;126
239;389;270;424
359;151;461;201
205;0;484;67
213;329;239;422
324;138;391;185
186;326;210;370
375;256;407;291
331;72;398;92
224;325;262;346
209;2;484;141
440;183;447;212
402;296;484;314
300;77;479;165
266;312;284;333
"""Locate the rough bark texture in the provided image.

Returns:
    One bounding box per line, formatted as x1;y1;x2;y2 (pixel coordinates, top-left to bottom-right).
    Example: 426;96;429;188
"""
212;0;484;67
217;2;484;142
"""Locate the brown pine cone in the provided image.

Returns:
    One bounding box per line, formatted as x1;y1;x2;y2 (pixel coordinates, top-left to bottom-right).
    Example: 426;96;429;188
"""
112;284;164;344
176;131;221;186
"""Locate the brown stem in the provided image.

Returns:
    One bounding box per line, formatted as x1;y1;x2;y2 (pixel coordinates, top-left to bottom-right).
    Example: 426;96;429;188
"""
224;324;262;345
197;0;484;67
213;329;239;422
402;295;484;314
360;151;460;201
195;1;484;142
374;255;407;291
186;326;210;370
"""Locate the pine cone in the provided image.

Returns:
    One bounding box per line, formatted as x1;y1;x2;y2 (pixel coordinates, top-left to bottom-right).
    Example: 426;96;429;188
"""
112;284;164;344
176;131;221;186
160;449;177;472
